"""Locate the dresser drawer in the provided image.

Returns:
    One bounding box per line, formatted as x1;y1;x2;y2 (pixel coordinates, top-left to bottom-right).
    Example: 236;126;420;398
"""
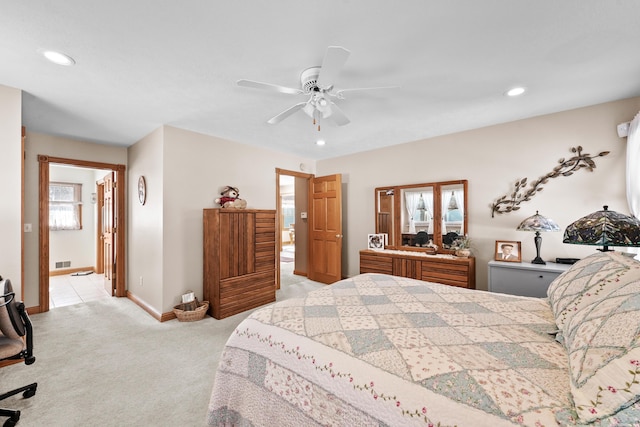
360;250;475;289
360;252;393;275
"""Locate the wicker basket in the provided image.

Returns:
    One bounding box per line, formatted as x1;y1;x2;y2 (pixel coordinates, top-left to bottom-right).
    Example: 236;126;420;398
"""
173;300;209;322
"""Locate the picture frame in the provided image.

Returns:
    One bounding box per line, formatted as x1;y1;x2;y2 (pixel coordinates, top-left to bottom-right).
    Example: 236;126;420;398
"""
137;175;146;205
367;233;387;250
494;240;521;262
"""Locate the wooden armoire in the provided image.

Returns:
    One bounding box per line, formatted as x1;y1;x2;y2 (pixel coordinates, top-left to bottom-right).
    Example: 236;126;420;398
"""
203;209;276;319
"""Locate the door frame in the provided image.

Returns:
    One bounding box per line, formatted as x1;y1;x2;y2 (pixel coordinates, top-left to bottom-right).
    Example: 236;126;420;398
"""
38;155;126;312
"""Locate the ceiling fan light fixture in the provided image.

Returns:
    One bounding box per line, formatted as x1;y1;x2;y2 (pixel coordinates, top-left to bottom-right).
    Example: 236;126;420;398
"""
303;102;315;117
316;139;326;146
505;86;526;97
237;46;394;129
41;49;76;66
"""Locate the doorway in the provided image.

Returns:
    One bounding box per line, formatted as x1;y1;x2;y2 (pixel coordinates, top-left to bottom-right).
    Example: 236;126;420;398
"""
47;165;112;308
279;175;296;286
275;168;344;286
38;155;126;313
276;168;311;288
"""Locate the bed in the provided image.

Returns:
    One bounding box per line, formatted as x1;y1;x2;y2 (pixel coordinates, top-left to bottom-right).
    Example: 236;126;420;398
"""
207;251;640;426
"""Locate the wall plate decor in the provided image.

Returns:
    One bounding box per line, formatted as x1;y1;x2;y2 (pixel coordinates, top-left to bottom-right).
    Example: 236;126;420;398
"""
491;146;609;217
138;175;146;205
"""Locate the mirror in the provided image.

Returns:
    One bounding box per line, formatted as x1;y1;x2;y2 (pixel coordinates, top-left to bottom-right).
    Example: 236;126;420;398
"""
376;188;395;245
400;186;434;247
441;183;465;241
375;180;467;253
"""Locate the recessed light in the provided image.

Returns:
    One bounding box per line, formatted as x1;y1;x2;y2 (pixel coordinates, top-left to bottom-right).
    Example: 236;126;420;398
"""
41;50;76;66
505;87;526;97
316;140;325;146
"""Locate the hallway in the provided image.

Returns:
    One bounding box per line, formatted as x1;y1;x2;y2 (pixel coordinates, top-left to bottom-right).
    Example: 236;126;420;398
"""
49;272;111;308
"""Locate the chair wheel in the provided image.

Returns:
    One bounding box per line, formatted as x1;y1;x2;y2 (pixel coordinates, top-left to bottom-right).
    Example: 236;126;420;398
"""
23;388;36;398
3;411;19;427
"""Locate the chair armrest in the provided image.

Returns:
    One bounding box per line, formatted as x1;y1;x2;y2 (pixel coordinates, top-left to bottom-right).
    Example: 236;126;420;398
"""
0;292;15;308
17;302;35;365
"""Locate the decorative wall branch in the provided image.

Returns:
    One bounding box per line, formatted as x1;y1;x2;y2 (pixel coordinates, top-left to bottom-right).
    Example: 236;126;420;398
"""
491;146;609;217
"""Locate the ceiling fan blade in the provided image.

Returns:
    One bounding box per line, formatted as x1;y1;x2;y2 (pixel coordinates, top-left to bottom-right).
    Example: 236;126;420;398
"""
334;86;400;99
266;102;307;124
237;79;303;95
316;46;350;89
328;102;350;126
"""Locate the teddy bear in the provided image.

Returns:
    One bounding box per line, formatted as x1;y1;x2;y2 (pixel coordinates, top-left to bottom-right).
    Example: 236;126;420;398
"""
214;185;247;209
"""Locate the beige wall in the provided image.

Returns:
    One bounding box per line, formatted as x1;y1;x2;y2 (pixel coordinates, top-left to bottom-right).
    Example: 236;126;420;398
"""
127;125;315;315
0;85;22;299
13;94;640;309
317;96;640;290
127;127;164;312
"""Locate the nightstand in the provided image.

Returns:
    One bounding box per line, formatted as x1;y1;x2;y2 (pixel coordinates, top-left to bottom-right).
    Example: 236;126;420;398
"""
487;260;571;297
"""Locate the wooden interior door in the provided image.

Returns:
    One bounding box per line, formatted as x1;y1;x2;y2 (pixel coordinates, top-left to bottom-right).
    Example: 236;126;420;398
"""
308;174;342;284
102;172;115;296
95;180;105;274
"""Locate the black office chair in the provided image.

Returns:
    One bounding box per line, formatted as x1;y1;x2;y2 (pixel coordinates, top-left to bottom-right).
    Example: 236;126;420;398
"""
0;277;37;427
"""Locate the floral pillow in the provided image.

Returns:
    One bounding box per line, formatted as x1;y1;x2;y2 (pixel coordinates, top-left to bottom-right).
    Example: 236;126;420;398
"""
546;251;640;423
546;252;635;334
556;400;640;426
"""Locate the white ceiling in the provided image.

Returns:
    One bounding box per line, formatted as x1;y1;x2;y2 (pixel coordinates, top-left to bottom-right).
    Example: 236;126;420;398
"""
2;1;640;160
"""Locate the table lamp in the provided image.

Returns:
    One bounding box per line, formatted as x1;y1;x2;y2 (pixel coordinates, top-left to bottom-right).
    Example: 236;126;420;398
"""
516;211;560;264
563;205;640;252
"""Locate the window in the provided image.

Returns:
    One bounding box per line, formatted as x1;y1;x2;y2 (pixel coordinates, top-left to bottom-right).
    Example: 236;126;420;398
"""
49;182;83;231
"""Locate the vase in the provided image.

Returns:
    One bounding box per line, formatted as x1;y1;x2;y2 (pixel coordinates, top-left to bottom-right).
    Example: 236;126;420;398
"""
455;249;471;258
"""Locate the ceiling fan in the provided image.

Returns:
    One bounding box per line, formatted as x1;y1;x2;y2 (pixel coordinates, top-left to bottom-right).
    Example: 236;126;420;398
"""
236;46;397;131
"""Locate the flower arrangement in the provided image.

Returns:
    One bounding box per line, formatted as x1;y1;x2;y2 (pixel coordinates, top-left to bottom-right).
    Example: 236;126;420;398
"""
451;235;472;257
452;235;472;249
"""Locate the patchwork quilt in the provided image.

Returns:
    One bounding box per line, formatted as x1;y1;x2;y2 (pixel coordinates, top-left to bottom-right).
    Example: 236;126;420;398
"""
207;273;573;426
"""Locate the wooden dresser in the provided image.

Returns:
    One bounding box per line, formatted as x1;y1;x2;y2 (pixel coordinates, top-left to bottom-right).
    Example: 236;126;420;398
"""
360;249;476;289
203;209;276;319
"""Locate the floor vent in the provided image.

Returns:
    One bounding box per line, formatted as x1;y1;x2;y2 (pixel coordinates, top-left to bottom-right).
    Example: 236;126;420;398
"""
55;261;71;269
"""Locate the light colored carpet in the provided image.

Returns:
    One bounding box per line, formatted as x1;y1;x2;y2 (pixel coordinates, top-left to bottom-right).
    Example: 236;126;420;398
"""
1;270;323;426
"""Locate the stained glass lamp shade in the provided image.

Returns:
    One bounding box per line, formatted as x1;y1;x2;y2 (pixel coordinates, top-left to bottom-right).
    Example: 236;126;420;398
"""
563;205;640;252
516;211;560;265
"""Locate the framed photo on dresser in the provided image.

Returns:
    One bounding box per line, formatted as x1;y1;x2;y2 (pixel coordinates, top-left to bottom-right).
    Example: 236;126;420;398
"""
367;233;387;250
494;240;521;262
